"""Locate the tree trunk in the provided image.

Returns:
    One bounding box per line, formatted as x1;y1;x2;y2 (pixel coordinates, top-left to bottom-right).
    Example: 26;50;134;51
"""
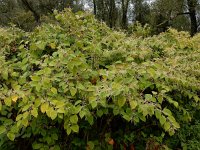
97;0;106;22
93;0;97;15
187;0;198;36
108;0;115;28
122;0;129;29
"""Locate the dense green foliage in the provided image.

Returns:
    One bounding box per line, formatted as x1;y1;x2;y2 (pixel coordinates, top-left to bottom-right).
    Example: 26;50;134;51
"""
0;9;200;149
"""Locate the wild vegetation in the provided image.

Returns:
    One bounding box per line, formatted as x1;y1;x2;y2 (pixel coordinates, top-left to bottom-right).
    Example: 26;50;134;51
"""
0;9;200;149
1;0;200;35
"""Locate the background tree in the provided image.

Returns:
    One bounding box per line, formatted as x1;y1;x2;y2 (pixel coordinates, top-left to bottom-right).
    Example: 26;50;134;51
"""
0;0;199;34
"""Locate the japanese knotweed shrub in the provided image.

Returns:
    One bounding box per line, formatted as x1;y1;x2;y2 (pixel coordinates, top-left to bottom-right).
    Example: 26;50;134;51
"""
0;9;200;150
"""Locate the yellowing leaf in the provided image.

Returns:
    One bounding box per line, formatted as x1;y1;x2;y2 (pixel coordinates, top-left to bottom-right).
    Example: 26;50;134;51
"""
11;95;18;102
50;43;56;49
40;102;49;113
49;109;57;120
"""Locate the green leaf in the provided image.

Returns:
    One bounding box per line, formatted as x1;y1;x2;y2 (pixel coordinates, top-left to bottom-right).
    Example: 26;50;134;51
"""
34;99;41;107
157;94;163;104
32;143;43;149
159;115;166;126
70;87;77;96
155;110;161;119
173;121;180;129
10;125;19;133
123;114;131;121
0;126;6;134
70;115;78;124
57;107;65;113
37;41;46;50
118;97;126;108
21;118;29;127
52;145;60;150
97;109;104;117
67;128;71;135
74;100;82;106
91;101;97;109
87;141;95;150
7;132;15;141
87;115;94;125
22;104;31;112
133;116;139;123
2;70;8;80
16;114;23;121
52;133;58;140
163;108;172;116
148;105;154;116
31;108;38;118
77;83;85;90
51;87;58;95
141;105;148;117
89;96;96;101
173;102;179;108
164;122;171;131
31;76;40;81
30;43;37;51
4;98;11;106
70;125;79;133
23;111;29;119
169;129;175;136
79;110;86;119
145;94;152;101
48;108;58;120
18;44;24;50
129;100;137;109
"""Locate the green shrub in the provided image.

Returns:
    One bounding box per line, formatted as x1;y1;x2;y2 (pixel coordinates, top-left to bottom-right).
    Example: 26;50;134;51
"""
0;9;199;149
